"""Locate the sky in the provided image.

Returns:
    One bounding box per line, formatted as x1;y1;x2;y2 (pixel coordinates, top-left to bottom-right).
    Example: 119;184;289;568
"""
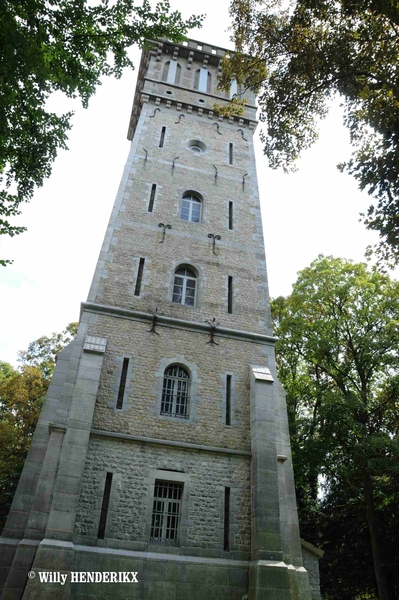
1;0;394;366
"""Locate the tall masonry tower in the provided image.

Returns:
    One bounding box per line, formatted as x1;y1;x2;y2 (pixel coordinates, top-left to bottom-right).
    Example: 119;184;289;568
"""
0;39;322;600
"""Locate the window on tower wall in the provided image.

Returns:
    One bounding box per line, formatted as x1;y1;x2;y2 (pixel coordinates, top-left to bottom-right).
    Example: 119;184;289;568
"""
172;266;197;306
194;68;212;93
228;79;243;100
161;61;181;85
180;193;201;223
150;480;183;543
161;364;190;418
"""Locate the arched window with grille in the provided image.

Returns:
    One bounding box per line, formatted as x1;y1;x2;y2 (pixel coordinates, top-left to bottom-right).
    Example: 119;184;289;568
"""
172;266;197;306
161;365;190;419
162;61;181;85
180;192;201;223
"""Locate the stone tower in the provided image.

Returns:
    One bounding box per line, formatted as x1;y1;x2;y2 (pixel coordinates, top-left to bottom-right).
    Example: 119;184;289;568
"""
0;38;321;600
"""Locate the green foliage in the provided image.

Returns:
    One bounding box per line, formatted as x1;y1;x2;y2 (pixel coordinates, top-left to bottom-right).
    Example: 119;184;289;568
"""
0;366;49;528
0;322;78;528
18;321;78;378
0;362;17;382
0;1;204;264
271;256;399;600
225;0;399;266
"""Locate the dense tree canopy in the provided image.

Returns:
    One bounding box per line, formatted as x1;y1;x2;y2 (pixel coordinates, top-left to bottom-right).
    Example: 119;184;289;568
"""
221;0;399;267
0;0;203;264
271;256;399;600
0;322;77;528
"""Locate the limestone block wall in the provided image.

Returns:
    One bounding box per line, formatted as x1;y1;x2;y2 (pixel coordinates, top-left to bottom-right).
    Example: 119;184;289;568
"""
85;313;275;450
74;437;251;558
91;105;271;335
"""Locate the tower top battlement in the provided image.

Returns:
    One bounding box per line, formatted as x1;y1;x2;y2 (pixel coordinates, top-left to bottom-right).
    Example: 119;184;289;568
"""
127;37;258;140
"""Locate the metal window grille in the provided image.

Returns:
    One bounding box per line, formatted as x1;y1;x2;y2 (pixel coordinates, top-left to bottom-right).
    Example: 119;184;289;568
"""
181;195;201;223
172;267;196;306
150;481;183;543
161;365;190;418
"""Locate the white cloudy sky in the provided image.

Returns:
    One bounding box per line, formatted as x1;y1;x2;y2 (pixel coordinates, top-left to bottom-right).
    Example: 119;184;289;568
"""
1;0;393;365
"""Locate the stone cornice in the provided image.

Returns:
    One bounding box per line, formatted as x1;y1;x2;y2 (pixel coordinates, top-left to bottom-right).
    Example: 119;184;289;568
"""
145;77;257;111
48;423;251;456
89;429;252;456
139;91;257;131
81;301;277;345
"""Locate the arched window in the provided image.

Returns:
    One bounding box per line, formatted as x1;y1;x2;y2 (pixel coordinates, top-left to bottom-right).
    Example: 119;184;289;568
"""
161;365;190;418
175;64;181;86
172;266;197;306
162;61;169;82
162;61;181;85
228;79;243;100
181;193;201;223
194;68;211;93
229;79;238;100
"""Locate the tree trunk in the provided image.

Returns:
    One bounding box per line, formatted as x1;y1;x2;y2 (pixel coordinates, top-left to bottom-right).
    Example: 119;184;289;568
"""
363;469;393;600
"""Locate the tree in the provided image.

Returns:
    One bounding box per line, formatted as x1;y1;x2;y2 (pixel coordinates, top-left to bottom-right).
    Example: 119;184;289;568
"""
0;366;49;528
0;362;17;382
271;256;399;600
221;0;399;267
0;322;78;528
0;1;203;265
18;321;78;378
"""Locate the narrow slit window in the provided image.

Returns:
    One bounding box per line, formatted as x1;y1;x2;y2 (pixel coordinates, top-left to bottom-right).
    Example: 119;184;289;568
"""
228;201;233;230
148;184;156;213
229;143;233;165
226;375;232;426
228;276;233;314
116;358;129;409
134;258;145;296
159;126;166;148
98;472;113;539
224;487;230;551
